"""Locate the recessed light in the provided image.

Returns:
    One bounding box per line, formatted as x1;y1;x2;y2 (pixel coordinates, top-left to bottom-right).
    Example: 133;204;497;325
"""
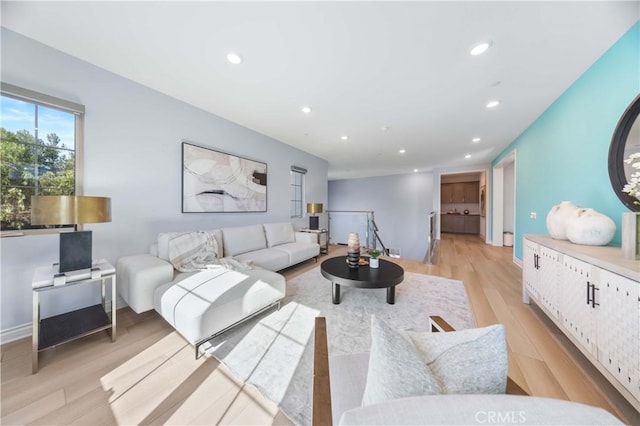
381;125;390;132
486;100;501;109
472;137;481;143
226;52;243;64
301;106;312;114
470;41;492;56
413;168;418;173
399;149;406;154
465;154;472;159
341;135;349;141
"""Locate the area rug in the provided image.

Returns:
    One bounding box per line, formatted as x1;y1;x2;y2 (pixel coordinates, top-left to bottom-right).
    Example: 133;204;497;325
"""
204;266;475;425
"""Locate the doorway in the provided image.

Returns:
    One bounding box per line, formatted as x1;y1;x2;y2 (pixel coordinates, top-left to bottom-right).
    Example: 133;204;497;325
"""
492;151;516;259
439;171;487;240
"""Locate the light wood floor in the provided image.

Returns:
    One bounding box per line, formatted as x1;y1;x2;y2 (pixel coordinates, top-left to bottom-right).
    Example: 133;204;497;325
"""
2;234;638;424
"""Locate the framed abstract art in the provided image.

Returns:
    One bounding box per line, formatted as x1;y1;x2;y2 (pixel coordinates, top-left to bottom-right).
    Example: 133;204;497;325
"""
182;142;267;212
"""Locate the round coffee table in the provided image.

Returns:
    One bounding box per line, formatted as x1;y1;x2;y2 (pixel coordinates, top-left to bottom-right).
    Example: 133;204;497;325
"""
320;256;404;304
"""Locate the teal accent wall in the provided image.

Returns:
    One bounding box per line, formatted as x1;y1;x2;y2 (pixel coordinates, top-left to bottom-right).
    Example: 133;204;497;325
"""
493;21;640;260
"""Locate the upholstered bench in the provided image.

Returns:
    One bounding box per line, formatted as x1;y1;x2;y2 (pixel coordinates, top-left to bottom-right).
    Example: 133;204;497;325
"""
152;267;286;354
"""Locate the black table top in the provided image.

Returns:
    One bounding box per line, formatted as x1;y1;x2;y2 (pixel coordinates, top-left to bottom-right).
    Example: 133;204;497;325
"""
320;256;404;289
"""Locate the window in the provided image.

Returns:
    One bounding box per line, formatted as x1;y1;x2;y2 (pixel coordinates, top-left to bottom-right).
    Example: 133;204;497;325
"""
290;166;306;218
1;83;84;233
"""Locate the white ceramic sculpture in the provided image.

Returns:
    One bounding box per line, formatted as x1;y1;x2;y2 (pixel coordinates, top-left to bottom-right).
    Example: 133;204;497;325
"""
565;208;616;246
546;201;579;240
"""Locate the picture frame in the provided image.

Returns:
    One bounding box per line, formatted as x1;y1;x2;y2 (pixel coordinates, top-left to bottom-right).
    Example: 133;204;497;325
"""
182;142;267;213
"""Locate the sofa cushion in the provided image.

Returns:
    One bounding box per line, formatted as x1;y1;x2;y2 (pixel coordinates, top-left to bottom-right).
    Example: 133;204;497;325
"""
274;242;319;265
407;324;507;394
263;222;295;247
222;224;267;256
361;316;440;406
158;229;223;260
234;248;290;271
154;268;286;344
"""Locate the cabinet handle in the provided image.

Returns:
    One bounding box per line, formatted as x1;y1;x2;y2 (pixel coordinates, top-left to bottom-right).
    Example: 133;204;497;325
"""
586;281;592;305
591;284;599;308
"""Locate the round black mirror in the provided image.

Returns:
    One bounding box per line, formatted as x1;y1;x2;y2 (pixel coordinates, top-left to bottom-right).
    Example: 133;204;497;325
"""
608;94;640;212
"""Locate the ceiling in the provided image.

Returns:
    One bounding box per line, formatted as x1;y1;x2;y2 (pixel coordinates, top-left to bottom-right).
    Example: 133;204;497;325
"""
2;2;638;180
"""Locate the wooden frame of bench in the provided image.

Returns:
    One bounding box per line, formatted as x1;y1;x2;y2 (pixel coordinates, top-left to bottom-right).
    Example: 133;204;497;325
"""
312;316;528;426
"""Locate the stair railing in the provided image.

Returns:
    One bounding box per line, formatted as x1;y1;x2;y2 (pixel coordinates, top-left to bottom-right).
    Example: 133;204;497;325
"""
423;210;438;264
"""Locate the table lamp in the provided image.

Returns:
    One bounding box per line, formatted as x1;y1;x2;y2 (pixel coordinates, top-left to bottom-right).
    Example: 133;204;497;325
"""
31;195;111;273
306;202;323;230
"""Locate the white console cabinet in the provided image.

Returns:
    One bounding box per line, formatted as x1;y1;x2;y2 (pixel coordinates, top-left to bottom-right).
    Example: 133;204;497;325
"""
523;234;640;411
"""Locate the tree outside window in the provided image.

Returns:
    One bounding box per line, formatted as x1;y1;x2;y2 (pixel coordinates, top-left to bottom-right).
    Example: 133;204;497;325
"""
1;93;78;231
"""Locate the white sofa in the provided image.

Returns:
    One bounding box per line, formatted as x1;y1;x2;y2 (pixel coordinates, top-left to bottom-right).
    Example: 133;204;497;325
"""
116;222;319;349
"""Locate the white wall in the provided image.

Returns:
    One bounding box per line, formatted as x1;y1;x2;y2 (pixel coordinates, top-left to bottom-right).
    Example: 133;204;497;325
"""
479;171;487;240
328;172;434;261
0;29;328;336
503;162;515;233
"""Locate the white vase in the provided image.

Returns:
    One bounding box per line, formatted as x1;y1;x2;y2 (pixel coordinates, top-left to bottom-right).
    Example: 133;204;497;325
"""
566;208;616;246
546;201;579;240
370;257;379;268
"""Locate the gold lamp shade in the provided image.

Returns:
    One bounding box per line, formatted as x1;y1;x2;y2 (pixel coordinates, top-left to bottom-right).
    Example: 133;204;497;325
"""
31;196;111;225
306;203;323;214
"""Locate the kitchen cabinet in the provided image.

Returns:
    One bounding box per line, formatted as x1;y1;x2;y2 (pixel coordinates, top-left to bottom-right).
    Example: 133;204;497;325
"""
463;182;480;203
441;214;479;234
441;182;479;203
463;215;480;234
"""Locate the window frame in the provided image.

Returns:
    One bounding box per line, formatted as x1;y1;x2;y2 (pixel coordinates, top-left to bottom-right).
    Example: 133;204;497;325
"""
1;82;85;236
290;166;306;219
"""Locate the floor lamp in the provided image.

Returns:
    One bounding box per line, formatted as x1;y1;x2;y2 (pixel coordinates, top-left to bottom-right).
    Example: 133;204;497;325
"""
31;195;112;273
307;203;323;230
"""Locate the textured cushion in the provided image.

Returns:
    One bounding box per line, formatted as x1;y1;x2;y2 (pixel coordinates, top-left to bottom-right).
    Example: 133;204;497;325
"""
158;229;223;260
361;316;440;406
263;222;295;247
222;224;267;256
330;352;370;423
407;324;507;394
168;231;220;272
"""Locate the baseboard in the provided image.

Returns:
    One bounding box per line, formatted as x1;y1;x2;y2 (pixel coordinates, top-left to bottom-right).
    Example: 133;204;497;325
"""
513;257;523;268
0;323;31;345
1;299;127;345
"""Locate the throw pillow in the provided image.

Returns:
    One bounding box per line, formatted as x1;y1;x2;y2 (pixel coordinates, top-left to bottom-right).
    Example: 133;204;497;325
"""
168;231;220;272
361;316;440;406
407;324;507;394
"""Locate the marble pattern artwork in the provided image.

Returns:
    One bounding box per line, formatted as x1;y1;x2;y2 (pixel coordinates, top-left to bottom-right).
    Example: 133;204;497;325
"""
182;142;267;212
